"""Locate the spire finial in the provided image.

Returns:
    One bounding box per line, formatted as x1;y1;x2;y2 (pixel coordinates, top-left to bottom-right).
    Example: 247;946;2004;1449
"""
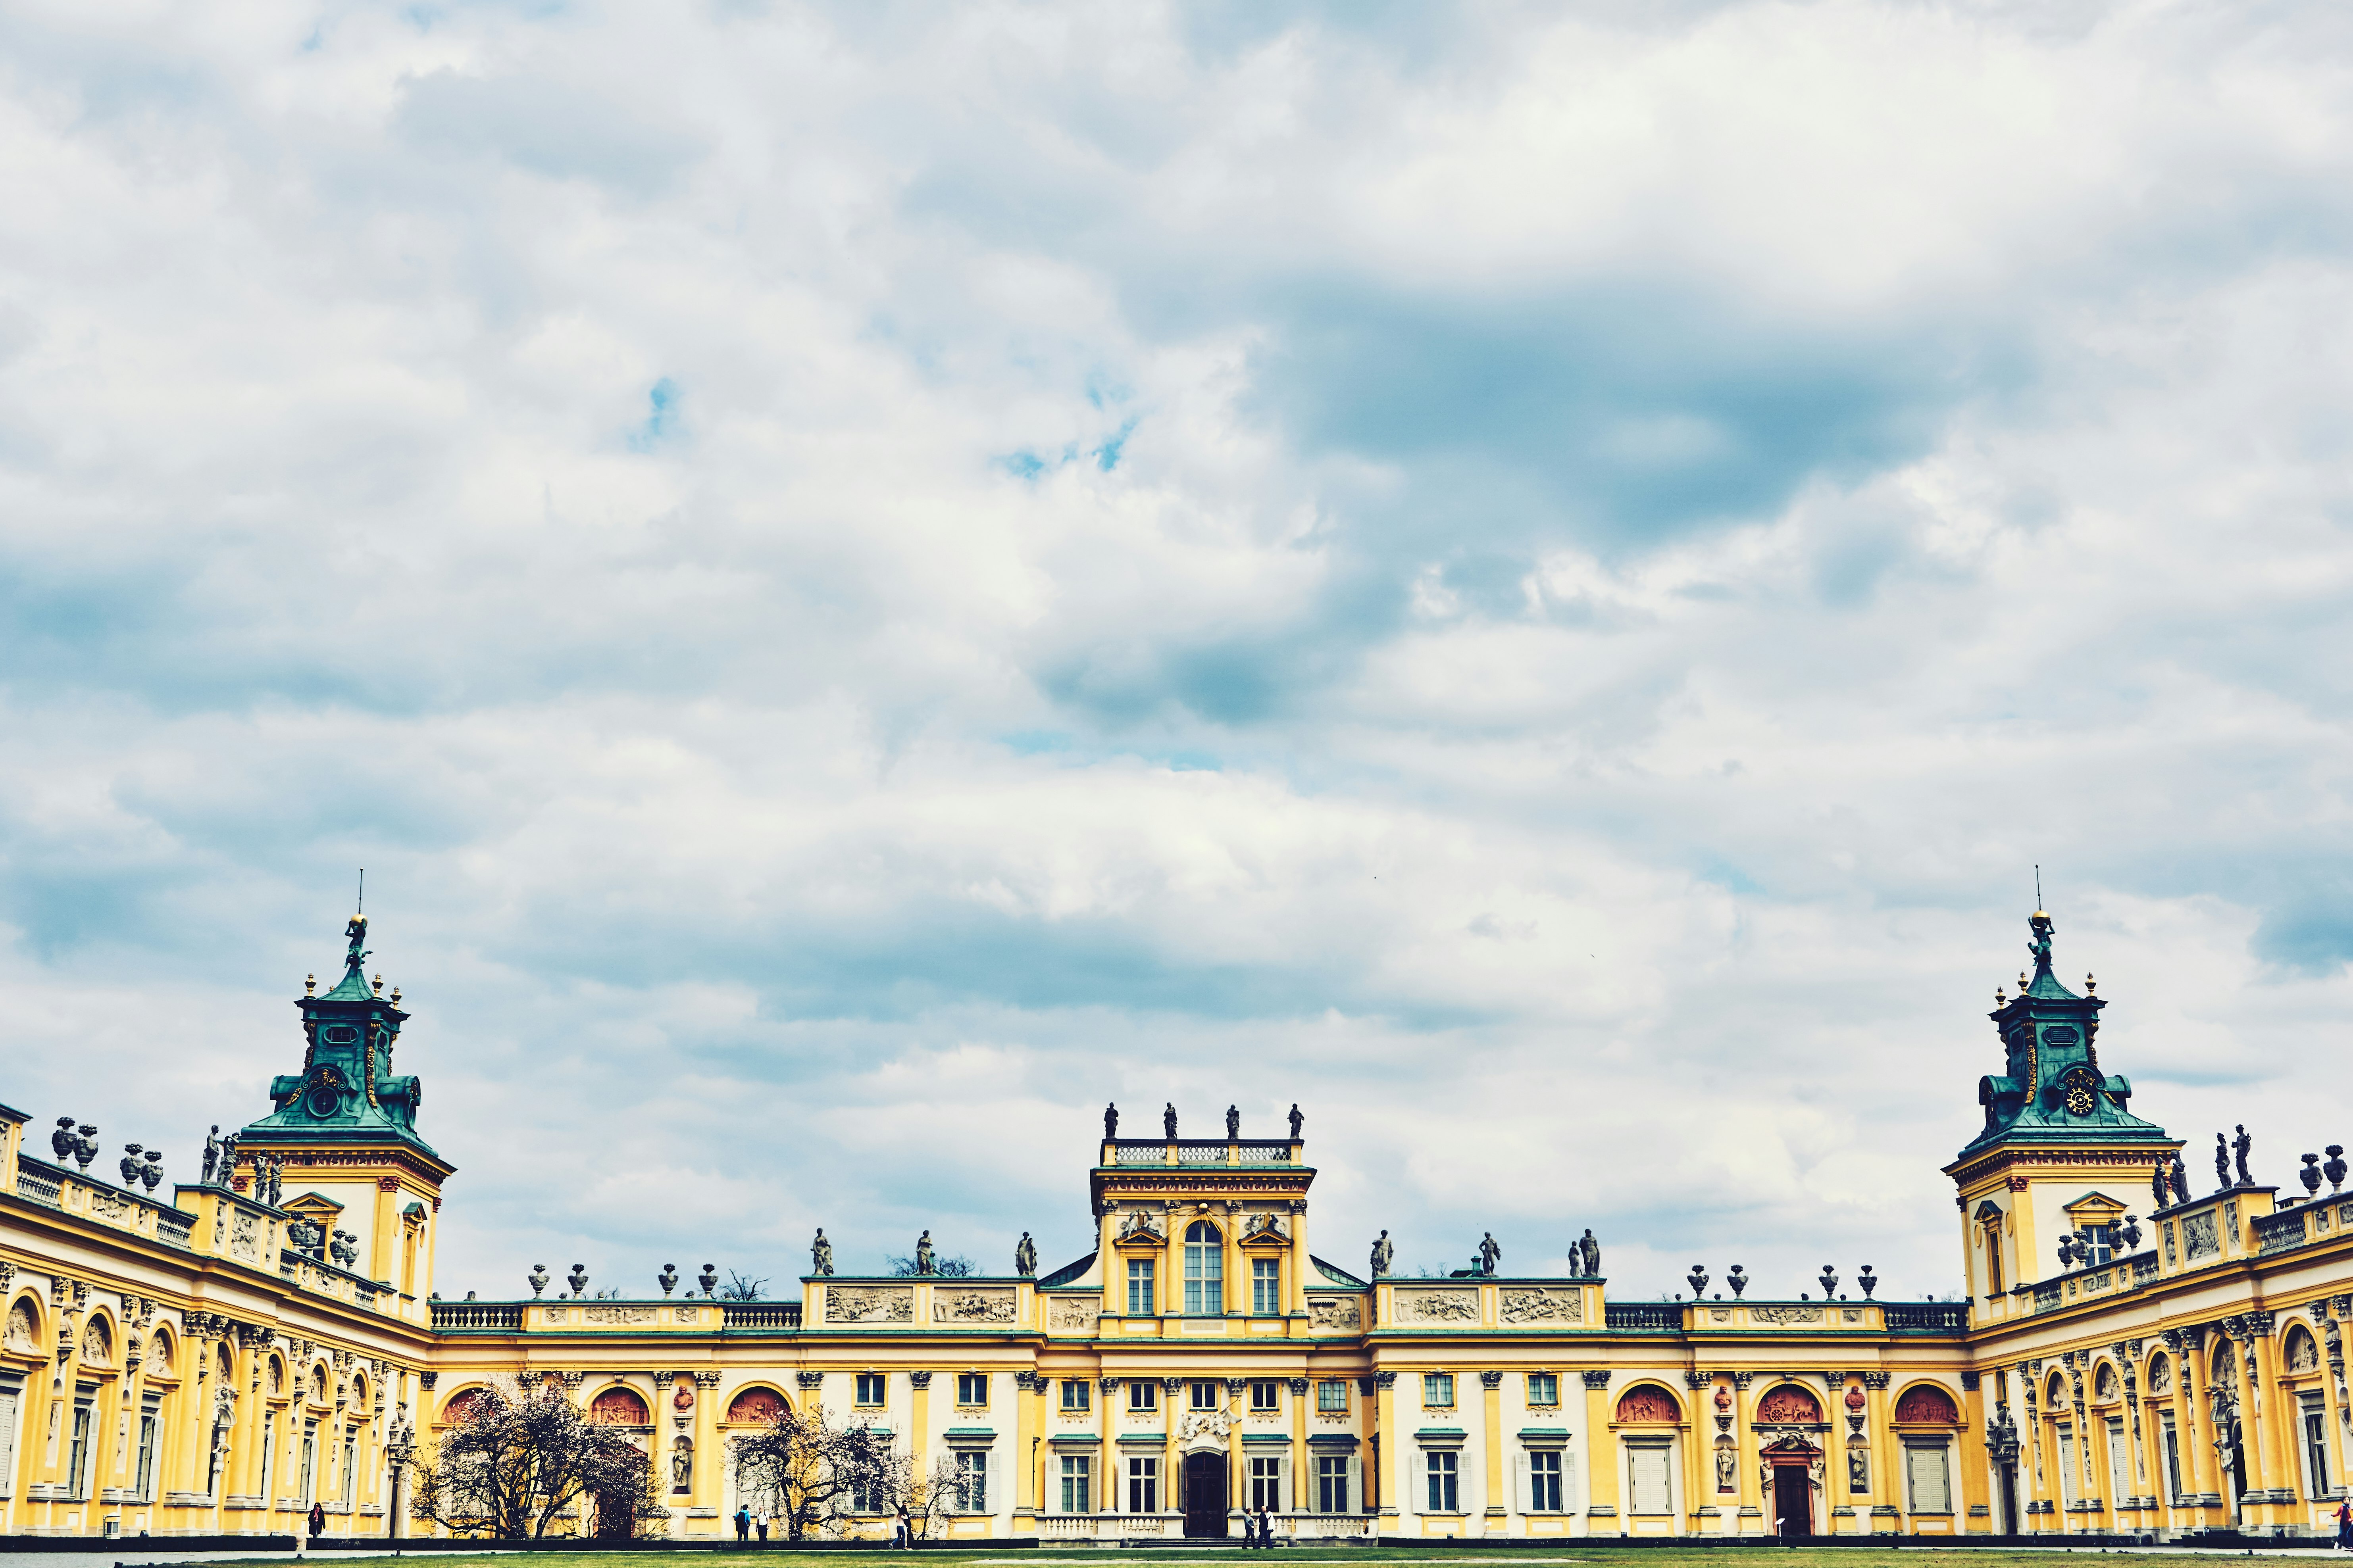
357;867;364;915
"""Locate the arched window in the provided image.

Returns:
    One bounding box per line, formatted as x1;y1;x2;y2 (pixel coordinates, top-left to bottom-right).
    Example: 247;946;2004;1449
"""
594;1387;652;1425
725;1388;783;1424
1184;1222;1223;1315
1895;1384;1960;1424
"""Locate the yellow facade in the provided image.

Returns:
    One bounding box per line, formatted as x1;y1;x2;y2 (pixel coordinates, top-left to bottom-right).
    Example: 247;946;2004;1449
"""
2;909;2350;1542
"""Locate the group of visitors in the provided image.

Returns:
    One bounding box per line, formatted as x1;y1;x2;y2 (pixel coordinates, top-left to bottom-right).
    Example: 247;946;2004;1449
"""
1239;1502;1276;1547
732;1503;917;1547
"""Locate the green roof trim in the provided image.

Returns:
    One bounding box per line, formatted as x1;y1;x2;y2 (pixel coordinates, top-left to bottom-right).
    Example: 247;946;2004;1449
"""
239;915;443;1163
1518;1428;1571;1439
1312;1255;1369;1289
1414;1427;1467;1438
1241;1434;1293;1445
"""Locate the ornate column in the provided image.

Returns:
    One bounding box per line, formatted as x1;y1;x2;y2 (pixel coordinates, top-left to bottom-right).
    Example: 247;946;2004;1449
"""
691;1371;721;1531
1863;1371;1895;1533
1482;1371;1507;1533
1286;1378;1309;1524
2020;1362;2051;1533
1580;1371;1618;1534
1958;1372;1988;1532
908;1370;931;1517
1728;1372;1759;1533
2241;1314;2290;1527
1375;1372;1399;1525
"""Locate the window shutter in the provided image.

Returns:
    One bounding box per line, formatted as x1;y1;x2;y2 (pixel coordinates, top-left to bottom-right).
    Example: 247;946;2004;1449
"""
1562;1449;1581;1512
986;1449;1001;1516
0;1385;18;1498
1512;1452;1528;1513
1346;1455;1362;1516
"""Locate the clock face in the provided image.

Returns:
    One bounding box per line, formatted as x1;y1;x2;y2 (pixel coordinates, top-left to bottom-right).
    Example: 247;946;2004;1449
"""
2065;1082;2094;1116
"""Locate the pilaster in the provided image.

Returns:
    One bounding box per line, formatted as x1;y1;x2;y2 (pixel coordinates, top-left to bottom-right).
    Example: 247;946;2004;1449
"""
1863;1372;1895;1534
1481;1370;1505;1533
1580;1371;1618;1532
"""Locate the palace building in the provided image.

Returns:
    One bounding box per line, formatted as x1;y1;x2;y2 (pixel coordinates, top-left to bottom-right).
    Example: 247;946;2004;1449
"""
2;908;2350;1543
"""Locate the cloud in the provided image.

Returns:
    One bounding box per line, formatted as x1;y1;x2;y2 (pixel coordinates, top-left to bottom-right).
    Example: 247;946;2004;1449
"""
1;0;2353;1305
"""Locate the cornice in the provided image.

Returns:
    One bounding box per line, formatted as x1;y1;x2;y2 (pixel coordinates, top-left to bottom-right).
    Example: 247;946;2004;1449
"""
1945;1141;2179;1187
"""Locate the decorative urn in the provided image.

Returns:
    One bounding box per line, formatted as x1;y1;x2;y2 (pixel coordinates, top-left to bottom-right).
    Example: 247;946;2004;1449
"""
659;1264;679;1298
529;1264;549;1298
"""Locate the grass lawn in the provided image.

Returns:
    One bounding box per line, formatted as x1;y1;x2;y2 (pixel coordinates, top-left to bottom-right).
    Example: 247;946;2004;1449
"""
170;1552;2276;1568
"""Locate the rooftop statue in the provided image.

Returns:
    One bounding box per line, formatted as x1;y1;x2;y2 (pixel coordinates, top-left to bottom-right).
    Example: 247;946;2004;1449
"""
1163;1103;1177;1139
1370;1230;1393;1278
1104;1102;1118;1139
1477;1232;1501;1274
1226;1104;1240;1139
1288;1103;1303;1139
2233;1124;2255;1188
812;1229;833;1277
1015;1232;1037;1277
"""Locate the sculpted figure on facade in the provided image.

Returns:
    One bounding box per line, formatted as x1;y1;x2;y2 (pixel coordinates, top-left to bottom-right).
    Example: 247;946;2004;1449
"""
2234;1124;2255;1188
1164;1102;1177;1139
1578;1228;1600;1278
1103;1101;1118;1139
1288;1103;1303;1139
812;1228;833;1276
1370;1230;1394;1277
1014;1232;1037;1276
1226;1104;1240;1139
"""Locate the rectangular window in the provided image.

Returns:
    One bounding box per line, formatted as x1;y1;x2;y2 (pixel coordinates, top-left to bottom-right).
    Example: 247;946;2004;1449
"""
855;1372;886;1407
1127;1456;1159;1513
2305;1395;2332;1499
850;1473;881;1513
1317;1379;1349;1414
300;1420;317;1503
67;1397;92;1501
1425;1449;1458;1512
1527;1373;1558;1407
1129;1381;1158;1412
0;1380;21;1500
1423;1373;1454;1408
1185;1238;1222;1316
1253;1258;1281;1315
1061;1380;1091;1412
2163;1412;2182;1501
2106;1418;2129;1507
342;1436;356;1504
1528;1449;1562;1512
1628;1444;1670;1514
2055;1425;2076;1509
956;1449;988;1513
1251;1455;1283;1511
1059;1455;1092;1514
1127;1258;1156;1316
958;1373;988;1407
135;1403;159;1500
1191;1381;1220;1411
1251;1380;1279;1412
1907;1443;1952;1514
1316;1454;1349;1514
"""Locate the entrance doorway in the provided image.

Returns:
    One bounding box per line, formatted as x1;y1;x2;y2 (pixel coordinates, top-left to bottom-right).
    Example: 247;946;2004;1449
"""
1183;1451;1229;1537
1998;1463;2018;1535
1772;1462;1812;1537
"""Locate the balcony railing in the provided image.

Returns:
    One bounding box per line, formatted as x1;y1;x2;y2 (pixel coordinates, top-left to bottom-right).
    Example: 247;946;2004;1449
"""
1604;1302;1680;1332
723;1303;802;1330
1176;1143;1228;1165
431;1300;525;1331
15;1162;62;1207
1885;1301;1967;1334
2255;1209;2310;1256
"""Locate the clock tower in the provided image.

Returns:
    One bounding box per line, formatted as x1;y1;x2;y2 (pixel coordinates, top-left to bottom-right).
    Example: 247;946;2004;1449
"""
233;911;453;1318
1943;910;2177;1323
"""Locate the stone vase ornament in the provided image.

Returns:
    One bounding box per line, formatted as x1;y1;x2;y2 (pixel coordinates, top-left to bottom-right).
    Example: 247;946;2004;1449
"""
698;1264;718;1297
659;1264;678;1297
140;1151;163;1192
528;1265;548;1298
567;1264;589;1298
2328;1146;2349;1193
2302;1155;2324;1197
1687;1264;1709;1297
1726;1264;1747;1299
1856;1265;1877;1299
1818;1264;1839;1298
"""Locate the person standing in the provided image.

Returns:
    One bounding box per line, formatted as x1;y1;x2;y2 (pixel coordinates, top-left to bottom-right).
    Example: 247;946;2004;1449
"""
1256;1501;1272;1549
2335;1497;2351;1550
895;1503;913;1549
306;1501;324;1547
756;1510;770;1542
735;1504;751;1541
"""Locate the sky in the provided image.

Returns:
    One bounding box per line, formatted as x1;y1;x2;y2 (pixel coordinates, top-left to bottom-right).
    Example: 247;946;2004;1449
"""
6;0;2353;1306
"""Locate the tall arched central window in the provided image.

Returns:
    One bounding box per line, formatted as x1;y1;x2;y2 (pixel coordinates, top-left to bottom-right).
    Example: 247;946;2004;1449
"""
1184;1222;1223;1315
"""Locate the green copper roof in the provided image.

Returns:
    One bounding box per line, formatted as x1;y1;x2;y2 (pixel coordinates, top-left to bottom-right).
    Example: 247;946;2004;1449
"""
239;914;440;1161
1955;912;2169;1162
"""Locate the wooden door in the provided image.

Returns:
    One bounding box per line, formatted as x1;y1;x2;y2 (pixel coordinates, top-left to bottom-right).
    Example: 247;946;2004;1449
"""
1184;1451;1228;1537
1773;1464;1811;1537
